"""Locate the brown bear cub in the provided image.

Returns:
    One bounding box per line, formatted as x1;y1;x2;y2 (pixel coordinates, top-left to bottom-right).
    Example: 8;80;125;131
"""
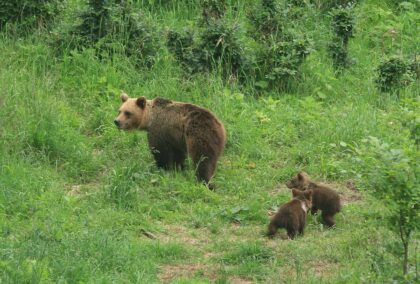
267;189;312;239
114;93;226;188
286;171;341;227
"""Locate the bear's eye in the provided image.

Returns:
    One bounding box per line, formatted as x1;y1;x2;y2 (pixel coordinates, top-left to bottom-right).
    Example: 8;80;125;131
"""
124;111;131;117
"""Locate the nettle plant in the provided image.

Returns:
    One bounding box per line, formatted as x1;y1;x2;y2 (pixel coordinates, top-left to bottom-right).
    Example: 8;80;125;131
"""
375;57;417;93
327;4;355;72
355;137;419;277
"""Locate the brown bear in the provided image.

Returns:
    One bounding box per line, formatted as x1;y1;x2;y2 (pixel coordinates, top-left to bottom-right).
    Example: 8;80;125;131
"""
286;171;341;227
267;189;312;239
114;93;226;188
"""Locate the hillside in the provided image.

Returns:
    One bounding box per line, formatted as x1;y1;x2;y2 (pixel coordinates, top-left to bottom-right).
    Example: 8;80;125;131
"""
0;0;419;283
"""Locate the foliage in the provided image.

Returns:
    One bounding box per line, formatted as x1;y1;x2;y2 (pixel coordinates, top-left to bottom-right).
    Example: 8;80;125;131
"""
199;20;249;81
200;0;227;25
327;4;355;72
166;29;208;74
53;0;159;68
248;0;312;90
0;0;61;31
316;0;358;11
354;136;419;276
375;57;416;93
330;5;354;46
167;5;248;81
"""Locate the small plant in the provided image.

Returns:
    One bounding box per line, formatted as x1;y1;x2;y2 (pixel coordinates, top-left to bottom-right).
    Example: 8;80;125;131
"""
375;57;416;93
355;137;419;277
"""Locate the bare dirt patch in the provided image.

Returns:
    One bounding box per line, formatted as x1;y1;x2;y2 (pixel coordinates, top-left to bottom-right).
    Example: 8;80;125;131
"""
229;276;254;284
160;224;211;246
158;263;217;283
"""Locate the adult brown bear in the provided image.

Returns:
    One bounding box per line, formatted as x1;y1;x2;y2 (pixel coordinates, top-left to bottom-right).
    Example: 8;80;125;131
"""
114;93;226;188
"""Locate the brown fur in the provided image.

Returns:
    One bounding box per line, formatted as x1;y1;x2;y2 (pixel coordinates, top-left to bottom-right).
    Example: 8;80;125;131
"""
267;189;312;239
286;171;341;227
114;93;226;188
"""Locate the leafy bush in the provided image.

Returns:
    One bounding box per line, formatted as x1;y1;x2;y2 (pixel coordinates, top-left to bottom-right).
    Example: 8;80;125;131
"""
200;0;227;25
0;0;61;31
167;4;248;81
247;0;312;90
166;29;208;74
199;20;249;80
375;57;416;93
52;0;159;68
327;4;354;72
327;40;349;71
354;137;419;277
330;5;354;47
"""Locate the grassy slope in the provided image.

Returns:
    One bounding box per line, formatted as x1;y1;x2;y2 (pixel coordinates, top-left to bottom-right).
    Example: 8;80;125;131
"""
0;0;419;283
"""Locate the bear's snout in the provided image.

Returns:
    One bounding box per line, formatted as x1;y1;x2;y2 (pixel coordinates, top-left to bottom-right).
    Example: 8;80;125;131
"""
114;119;120;128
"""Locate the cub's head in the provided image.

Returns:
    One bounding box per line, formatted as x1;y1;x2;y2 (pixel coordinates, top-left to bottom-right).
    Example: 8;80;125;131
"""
114;92;150;130
292;188;312;209
286;171;310;190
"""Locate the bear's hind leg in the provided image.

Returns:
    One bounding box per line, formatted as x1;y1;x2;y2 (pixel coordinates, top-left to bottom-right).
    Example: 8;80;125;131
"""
192;154;217;188
321;211;336;228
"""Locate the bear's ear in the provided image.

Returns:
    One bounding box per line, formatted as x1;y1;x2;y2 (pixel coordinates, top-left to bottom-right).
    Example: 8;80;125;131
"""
292;188;299;197
121;92;129;102
136;96;146;109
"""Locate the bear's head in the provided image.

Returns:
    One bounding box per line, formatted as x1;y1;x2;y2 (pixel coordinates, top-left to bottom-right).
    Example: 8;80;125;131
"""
292;188;312;209
114;92;150;130
286;171;310;190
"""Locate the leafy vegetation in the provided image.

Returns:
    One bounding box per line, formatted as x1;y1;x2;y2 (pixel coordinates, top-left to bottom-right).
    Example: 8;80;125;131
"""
0;0;419;283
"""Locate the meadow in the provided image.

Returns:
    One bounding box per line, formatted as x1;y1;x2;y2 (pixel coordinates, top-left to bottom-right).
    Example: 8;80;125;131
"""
0;0;419;283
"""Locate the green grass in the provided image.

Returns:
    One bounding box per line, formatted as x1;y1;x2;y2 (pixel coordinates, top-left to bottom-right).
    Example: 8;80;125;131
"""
0;0;419;283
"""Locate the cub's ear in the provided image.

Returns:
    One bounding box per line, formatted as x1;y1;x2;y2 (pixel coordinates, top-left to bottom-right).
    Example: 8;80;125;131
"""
292;188;299;197
121;92;129;102
136;96;146;109
304;189;312;199
298;172;305;181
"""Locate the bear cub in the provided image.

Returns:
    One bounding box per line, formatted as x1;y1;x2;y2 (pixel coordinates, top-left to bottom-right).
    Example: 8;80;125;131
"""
114;93;226;188
286;171;341;227
267;189;312;239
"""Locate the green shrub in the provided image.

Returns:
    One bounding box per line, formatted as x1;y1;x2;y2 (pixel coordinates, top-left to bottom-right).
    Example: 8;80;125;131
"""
327;4;354;72
375;57;416;93
199;20;249;80
166;29;208;74
327;40;349;71
0;0;61;31
200;0;227;25
247;0;312;90
330;5;354;47
355;137;419;277
52;0;159;68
